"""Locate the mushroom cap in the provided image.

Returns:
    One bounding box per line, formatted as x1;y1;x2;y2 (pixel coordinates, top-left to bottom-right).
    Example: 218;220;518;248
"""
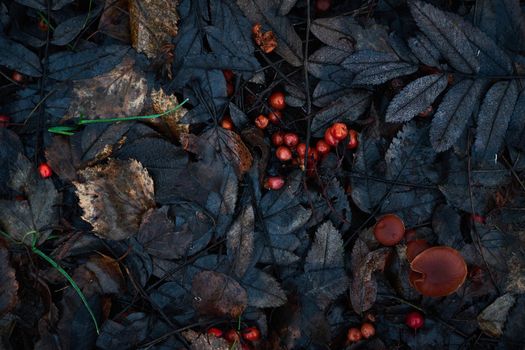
406;239;431;262
409;246;467;297
373;214;405;246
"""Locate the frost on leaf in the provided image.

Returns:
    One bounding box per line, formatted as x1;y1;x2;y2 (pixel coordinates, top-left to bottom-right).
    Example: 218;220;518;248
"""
74;159;155;240
305;222;349;309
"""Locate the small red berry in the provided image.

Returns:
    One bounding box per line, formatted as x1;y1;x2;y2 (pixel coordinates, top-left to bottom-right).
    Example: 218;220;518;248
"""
418;105;433;118
242;327;261;342
360;322;375;339
223;69;234;81
11;71;24;83
330;122;348;141
347;129;359;149
38;18;49;31
283;133;299;148
324;127;339;147
255;114;269;129
296;143;307;158
405;311;424;330
227;82;234;96
38;163;52;179
220;116;234;130
276;146;292;161
268;110;282;125
347;327;362;343
269;91;286;110
0;115;10;128
264;176;285;190
207;327;223;337
224;329;241;343
316;139;331;155
272;131;284;146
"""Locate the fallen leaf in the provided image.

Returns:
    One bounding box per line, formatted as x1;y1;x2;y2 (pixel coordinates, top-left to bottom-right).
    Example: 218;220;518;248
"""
74;159;155;240
129;0;179;58
192;270;247;318
478;293;516;337
98;0;131;43
182;329;230;350
149;88;189;138
227;205;255;278
350;240;390;313
64;56;148;121
137;206;192;259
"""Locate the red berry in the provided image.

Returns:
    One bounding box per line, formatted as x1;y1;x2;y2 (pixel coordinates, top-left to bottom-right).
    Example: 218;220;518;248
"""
418;105;433;117
315;0;331;12
347;129;359;149
38;163;52;179
296;143;307;158
272;131;284;146
220;116;234;130
0;115;10;128
227;82;234;96
223;69;234;81
360;323;375;339
316;139;331;155
38;19;49;31
276;146;292;161
405;311;424;330
242;327;261;342
330;122;348;141
255;114;269;129
11;71;24;83
207;327;223;337
268;110;282;124
264;176;285;190
347;327;362;343
269;91;286;110
324;127;339;147
283;133;299;148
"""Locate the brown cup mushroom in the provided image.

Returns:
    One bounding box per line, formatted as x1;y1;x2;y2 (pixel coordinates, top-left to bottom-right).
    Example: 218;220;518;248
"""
373;214;405;246
406;239;431;262
409;246;467;297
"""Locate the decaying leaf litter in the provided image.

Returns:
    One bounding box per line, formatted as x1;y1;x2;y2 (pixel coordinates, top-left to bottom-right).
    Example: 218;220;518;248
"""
1;0;525;349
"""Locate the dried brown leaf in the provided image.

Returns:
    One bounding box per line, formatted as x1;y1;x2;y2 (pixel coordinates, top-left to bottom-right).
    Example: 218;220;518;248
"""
129;0;179;58
192;270;247;318
74;159;155;240
149;88;189;138
350;245;390;313
64;56;147;121
182;330;231;350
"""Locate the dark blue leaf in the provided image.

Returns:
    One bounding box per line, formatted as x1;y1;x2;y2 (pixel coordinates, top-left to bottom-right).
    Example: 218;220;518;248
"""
385;74;448;123
430;79;485;152
0;35;42;77
473;81;518;164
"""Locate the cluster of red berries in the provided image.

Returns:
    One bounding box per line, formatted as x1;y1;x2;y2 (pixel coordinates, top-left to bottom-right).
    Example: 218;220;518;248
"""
256;92;360;190
207;326;260;349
